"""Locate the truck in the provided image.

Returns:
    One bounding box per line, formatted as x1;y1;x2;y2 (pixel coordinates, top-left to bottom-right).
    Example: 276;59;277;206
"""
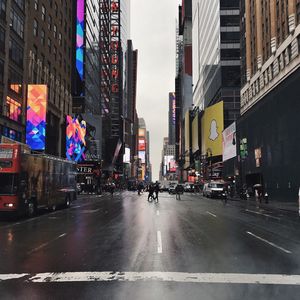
0;143;77;217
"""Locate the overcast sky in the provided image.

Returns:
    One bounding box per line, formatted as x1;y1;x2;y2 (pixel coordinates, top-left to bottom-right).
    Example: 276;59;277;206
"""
131;0;181;181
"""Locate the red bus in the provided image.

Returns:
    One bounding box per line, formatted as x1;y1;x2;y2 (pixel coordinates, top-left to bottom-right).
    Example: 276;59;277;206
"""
0;143;76;217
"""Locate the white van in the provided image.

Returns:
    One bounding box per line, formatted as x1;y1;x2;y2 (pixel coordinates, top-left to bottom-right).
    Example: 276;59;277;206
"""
203;182;227;198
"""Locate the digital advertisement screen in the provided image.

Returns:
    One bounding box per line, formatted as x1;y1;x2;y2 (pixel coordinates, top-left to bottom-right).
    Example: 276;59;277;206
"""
138;138;146;151
26;84;47;150
66;115;86;162
76;0;84;80
138;151;145;163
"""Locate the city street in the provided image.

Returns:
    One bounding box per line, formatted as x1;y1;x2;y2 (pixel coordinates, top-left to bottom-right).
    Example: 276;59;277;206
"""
0;191;300;299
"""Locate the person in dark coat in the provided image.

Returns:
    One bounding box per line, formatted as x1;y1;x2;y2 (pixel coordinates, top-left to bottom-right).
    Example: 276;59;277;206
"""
148;184;155;202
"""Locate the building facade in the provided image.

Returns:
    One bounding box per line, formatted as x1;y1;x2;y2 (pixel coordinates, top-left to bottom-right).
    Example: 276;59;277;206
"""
0;0;26;143
239;0;300;201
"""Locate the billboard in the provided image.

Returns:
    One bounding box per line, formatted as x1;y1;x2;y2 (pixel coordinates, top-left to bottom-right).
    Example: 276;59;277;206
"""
201;101;224;157
66;115;86;162
138;128;146;137
138;138;146;151
222;122;236;162
139;151;145;163
76;0;84;80
123;147;130;163
26;84;47;150
169;92;176;125
192;114;199;153
164;155;176;173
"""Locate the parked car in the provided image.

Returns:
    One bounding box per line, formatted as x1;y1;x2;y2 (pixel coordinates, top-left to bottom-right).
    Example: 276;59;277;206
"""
203;182;227;198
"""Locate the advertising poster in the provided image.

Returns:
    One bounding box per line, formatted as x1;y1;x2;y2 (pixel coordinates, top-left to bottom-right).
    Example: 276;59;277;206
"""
26;84;48;150
201;101;224;157
139;151;145;163
138;138;146;151
222;122;236;162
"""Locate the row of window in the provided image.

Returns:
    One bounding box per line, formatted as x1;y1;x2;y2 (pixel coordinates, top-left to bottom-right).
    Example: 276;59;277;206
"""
242;37;300;109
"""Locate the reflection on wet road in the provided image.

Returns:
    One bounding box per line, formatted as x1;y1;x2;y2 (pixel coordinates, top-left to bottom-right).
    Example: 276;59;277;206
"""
0;191;300;299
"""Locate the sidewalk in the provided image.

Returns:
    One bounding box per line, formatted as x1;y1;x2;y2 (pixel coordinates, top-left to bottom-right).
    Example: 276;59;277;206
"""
227;195;300;226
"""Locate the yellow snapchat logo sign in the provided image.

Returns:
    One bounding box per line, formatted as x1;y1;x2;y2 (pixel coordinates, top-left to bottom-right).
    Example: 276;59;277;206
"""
201;101;224;157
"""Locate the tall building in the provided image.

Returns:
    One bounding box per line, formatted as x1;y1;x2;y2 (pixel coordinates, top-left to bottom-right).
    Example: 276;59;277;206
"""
71;0;102;164
160;137;176;181
239;0;300;200
100;0;131;174
0;0;26;143
192;0;240;127
0;0;73;156
123;40;138;180
175;0;193;178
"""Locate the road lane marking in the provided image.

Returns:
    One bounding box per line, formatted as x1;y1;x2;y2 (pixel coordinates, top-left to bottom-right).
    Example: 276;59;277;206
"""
245;209;281;220
157;231;162;253
206;211;217;218
27;233;67;254
72;205;81;208
246;231;292;254
156;210;160;216
1;272;300;285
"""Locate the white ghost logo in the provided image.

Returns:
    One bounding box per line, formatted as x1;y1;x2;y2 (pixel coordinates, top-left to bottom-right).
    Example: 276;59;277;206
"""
209;119;219;141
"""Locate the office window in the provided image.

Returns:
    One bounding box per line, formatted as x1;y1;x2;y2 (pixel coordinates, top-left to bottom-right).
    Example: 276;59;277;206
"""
54;2;58;17
41;5;46;21
58;32;62;46
48;38;51;53
53;24;57;38
33;19;38;36
8;68;23;95
0;0;6;19
6;96;21;122
10;9;24;39
48;15;52;30
34;0;38;11
9;39;23;67
41;29;45;45
14;0;24;10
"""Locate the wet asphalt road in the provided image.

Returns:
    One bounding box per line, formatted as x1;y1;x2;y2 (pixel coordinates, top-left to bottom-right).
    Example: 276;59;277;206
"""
0;191;300;300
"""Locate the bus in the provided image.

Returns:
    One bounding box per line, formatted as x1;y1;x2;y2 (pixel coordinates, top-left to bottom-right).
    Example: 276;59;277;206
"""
0;143;77;217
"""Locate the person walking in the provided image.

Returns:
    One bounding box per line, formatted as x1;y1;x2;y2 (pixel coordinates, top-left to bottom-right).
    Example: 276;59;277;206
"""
154;181;160;202
175;184;184;200
148;184;155;202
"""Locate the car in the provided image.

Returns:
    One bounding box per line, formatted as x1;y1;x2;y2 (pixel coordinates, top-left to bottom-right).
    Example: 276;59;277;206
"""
203;182;227;198
168;184;177;194
184;183;195;192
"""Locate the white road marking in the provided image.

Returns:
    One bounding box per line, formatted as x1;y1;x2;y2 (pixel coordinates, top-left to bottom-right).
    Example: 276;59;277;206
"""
157;231;163;253
156;210;160;216
246;231;292;254
27;233;67;254
206;211;217;218
72;205;81;208
245;209;281;220
1;272;300;285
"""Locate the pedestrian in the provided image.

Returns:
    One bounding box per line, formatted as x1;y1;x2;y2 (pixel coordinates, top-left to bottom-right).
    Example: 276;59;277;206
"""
175;184;184;200
154;181;160;202
148;184;155;202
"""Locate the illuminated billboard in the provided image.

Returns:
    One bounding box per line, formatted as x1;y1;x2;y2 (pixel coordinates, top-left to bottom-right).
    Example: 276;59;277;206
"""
164;155;176;173
222;122;237;162
169;92;176;125
139;151;145;163
138;128;146;137
26;84;47;150
76;0;84;80
138;138;146;151
66;115;86;162
123;147;130;163
201;101;224;157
